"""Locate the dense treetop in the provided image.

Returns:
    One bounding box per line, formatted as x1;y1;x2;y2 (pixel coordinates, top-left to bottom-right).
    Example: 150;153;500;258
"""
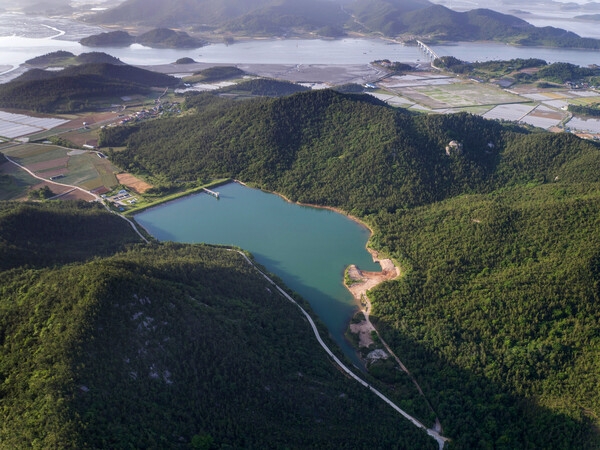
98;88;600;448
0;63;180;112
0;202;436;449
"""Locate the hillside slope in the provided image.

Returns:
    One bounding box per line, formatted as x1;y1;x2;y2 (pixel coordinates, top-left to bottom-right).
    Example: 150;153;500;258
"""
0;63;179;112
98;88;600;448
102;90;600;213
0;202;436;449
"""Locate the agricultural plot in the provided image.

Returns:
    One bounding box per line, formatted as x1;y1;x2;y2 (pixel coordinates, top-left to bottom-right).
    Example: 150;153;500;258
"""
443;105;495;115
520;105;565;129
520;91;571;102
567;96;600;106
543;99;569;109
380;74;457;89
0;111;69;138
368;92;414;107
3;144;69;173
401;82;526;109
483;103;536;122
2;143;120;194
0;160;39;200
567;117;600;133
568;90;600;99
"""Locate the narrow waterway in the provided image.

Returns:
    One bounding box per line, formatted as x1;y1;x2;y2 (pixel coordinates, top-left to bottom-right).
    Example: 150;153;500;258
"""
135;182;381;366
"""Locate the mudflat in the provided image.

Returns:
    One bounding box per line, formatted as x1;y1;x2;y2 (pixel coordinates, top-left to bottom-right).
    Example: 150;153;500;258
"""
139;62;386;86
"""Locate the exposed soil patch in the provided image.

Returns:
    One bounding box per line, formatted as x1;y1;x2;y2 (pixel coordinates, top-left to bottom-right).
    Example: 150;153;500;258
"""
345;251;400;308
349;319;376;348
117;172;153;193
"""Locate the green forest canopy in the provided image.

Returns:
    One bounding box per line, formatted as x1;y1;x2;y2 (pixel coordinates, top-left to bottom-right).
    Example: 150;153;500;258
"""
0;201;436;449
98;88;600;448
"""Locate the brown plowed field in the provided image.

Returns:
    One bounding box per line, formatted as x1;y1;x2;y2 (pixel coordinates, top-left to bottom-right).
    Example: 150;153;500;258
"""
117;173;152;193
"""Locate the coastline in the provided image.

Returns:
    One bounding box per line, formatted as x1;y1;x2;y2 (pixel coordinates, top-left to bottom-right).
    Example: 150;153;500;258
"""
124;178;231;217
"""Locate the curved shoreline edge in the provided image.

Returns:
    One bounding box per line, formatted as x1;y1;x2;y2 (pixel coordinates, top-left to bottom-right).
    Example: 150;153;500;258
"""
235;250;448;450
129;178;447;444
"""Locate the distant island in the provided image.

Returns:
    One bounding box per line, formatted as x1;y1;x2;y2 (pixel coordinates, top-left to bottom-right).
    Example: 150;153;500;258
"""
80;28;206;49
0;61;180;112
25;51;125;67
82;0;600;49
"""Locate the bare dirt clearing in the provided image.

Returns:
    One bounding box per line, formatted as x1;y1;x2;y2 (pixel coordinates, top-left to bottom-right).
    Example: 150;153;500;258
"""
345;251;400;310
117;173;153;193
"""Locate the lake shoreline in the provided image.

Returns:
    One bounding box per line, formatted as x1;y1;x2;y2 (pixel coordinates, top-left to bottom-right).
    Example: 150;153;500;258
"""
234;179;401;300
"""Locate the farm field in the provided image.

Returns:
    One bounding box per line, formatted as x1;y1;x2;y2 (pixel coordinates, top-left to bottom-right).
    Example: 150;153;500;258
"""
483;103;536;122
0;160;39;200
520;105;565;129
116;173;152;194
368;92;415;107
373;74;597;135
387;80;527;109
567;116;600;133
1;143;120;196
567;96;600;106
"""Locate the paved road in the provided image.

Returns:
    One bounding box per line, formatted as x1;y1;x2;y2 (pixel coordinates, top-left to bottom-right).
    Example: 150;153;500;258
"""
4;151;148;243
236;251;449;450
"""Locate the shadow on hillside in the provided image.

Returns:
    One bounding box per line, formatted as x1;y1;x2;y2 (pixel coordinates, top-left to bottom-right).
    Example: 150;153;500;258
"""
370;318;597;449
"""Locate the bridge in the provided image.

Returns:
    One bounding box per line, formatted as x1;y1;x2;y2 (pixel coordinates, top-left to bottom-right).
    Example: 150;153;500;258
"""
416;40;440;61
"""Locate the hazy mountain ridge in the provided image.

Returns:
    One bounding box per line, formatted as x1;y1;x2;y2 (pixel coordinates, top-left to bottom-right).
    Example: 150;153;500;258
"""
348;0;600;47
87;0;279;28
85;0;600;49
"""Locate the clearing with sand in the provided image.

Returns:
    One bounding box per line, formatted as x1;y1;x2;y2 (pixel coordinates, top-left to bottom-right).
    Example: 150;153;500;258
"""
117;173;152;193
346;251;400;348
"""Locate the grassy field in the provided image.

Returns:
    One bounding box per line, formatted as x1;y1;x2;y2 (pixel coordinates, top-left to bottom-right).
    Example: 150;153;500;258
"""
567;97;600;106
124;179;231;216
0;161;40;200
409;82;526;108
1;143;121;195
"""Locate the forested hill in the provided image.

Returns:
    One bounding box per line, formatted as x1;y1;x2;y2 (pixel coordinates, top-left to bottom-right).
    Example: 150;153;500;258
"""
0;201;140;271
88;0;600;48
100;88;600;448
25;51;125;67
0;201;436;449
103;89;600;214
0;63;179;113
221;0;350;36
80;29;206;49
348;0;600;48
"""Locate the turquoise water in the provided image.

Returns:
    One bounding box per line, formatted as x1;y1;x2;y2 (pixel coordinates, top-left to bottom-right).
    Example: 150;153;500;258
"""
135;182;381;365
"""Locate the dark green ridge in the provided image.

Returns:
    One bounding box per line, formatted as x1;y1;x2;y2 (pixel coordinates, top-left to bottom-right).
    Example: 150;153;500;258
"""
98;87;600;448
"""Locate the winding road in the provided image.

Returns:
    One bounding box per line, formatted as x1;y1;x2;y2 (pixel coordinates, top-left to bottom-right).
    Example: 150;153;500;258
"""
236;251;449;450
4;150;148;243
5;143;447;447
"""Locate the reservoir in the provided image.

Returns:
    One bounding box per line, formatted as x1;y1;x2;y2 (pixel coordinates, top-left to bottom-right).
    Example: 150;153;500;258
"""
135;182;381;365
